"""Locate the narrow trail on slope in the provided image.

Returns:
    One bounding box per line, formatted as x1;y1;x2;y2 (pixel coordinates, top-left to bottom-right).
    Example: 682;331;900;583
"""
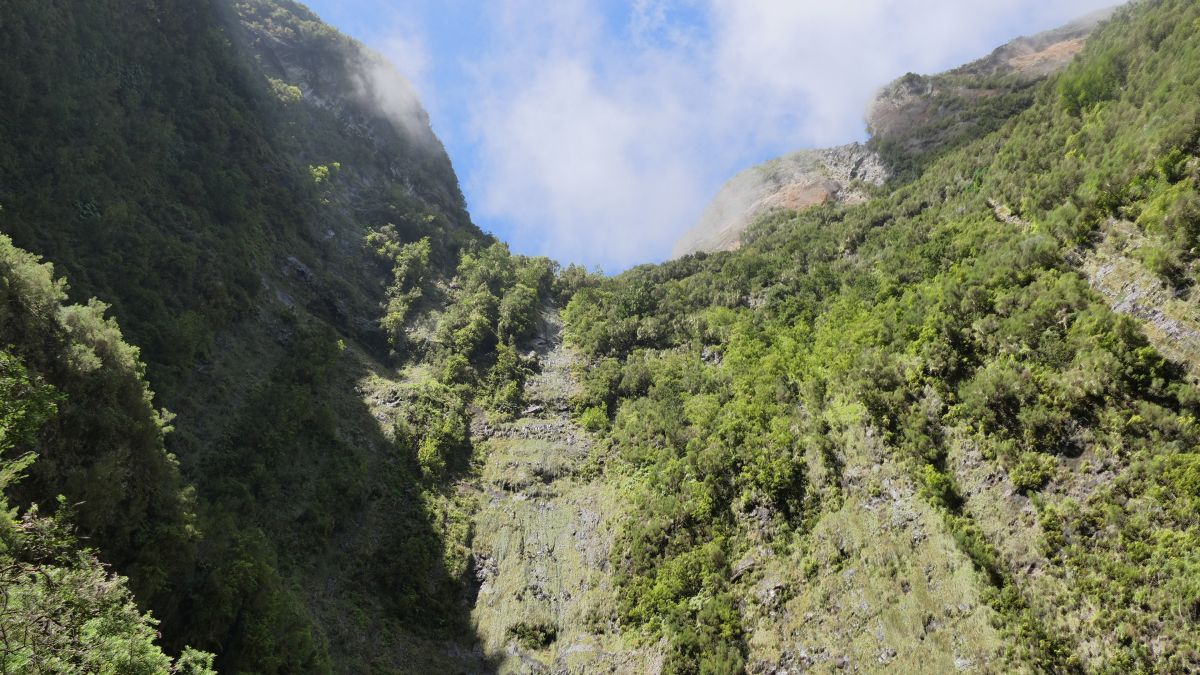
463;306;660;674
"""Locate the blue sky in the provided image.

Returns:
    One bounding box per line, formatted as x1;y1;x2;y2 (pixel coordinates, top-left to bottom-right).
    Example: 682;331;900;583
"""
301;0;1116;272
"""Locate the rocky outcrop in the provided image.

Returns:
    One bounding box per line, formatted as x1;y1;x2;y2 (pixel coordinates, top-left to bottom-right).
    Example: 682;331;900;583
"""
467;307;662;673
675;8;1115;258
866;7;1114;165
972;7;1116;77
1078;219;1200;373
673;143;887;256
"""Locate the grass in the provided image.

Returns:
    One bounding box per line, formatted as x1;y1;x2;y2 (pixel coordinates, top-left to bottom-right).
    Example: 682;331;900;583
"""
740;423;1010;672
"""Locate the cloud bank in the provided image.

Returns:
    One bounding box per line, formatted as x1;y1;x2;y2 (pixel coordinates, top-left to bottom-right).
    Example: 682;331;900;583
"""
374;0;1118;270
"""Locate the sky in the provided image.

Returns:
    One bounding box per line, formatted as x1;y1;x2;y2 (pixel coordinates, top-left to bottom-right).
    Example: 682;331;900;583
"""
300;0;1116;272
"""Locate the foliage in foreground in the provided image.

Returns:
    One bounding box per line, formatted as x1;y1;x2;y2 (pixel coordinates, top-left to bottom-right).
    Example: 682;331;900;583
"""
0;349;214;673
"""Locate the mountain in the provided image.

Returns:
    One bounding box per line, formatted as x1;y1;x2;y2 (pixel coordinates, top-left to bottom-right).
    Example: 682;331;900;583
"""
865;5;1116;178
0;0;509;671
3;0;1200;673
568;0;1200;671
674;7;1115;258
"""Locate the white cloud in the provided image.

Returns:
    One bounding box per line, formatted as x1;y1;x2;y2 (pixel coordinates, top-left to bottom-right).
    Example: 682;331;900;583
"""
708;0;1115;145
344;10;442;149
443;0;1118;269
377;25;430;101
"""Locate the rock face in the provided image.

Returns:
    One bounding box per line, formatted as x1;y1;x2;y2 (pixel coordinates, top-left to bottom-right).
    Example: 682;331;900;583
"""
972;6;1115;77
1078;219;1200;373
672;143;887;257
866;7;1114;145
673;7;1115;258
466;306;662;672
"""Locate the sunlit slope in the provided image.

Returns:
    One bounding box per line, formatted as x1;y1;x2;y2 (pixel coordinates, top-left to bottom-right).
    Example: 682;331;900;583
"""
566;1;1200;671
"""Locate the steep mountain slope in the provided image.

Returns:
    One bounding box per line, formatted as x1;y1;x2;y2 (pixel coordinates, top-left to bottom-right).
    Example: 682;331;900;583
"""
567;1;1200;671
0;0;507;671
465;307;661;672
865;5;1115;179
674;8;1113;258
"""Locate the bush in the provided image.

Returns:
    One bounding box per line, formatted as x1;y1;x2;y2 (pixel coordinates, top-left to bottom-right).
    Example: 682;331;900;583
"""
579;406;609;432
1058;49;1124;115
1137;246;1184;285
505;621;557;650
1009;452;1057;492
417;436;447;479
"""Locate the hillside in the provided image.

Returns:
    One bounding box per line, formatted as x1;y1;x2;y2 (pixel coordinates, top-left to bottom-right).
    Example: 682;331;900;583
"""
568;0;1200;671
2;0;1200;674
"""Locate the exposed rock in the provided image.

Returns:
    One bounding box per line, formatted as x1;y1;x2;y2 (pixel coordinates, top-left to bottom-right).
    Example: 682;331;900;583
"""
732;550;761;581
1079;219;1200;373
284;254;314;282
866;8;1112;162
673;10;1115;260
868;7;1112;133
673;143;887;256
465;307;661;672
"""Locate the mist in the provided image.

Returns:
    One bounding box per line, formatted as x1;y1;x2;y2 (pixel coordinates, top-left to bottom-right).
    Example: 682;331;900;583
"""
350;41;441;151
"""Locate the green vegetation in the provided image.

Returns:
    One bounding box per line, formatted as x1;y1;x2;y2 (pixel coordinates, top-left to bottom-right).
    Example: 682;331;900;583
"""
0;0;310;387
505;621;558;650
0;484;216;675
0;0;495;671
2;0;1200;672
0;234;197;609
368;229;432;347
0;481;216;674
870;70;1043;182
0;244;213;672
563;1;1200;671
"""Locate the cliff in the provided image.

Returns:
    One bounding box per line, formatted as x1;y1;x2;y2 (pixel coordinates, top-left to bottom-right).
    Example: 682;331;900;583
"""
673;7;1115;258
